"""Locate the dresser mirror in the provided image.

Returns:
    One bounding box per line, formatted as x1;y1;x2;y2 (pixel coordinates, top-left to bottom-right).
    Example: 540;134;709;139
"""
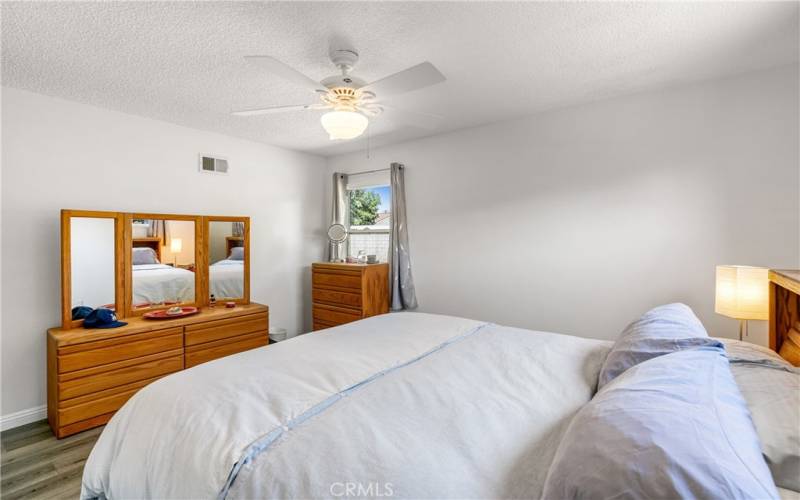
207;217;249;302
60;210;124;328
61;210;250;328
127;214;202;313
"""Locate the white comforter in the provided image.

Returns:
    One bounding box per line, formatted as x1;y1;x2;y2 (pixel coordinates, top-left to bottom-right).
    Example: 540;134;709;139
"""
132;264;195;305
81;313;610;499
209;260;243;299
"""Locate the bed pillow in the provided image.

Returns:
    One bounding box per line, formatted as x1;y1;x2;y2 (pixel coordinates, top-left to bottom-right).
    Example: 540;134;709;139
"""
722;339;800;492
598;303;719;389
132;247;158;265
542;348;780;499
229;247;244;260
720;338;793;369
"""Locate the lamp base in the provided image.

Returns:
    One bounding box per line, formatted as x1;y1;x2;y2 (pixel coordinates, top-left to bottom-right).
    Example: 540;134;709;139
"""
739;319;748;341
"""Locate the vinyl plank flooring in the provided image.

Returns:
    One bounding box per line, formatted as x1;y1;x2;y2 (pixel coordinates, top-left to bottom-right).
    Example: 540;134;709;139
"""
1;421;52;451
0;420;101;500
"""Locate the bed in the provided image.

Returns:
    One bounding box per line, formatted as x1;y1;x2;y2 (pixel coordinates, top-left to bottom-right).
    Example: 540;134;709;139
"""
80;309;799;499
132;263;195;306
210;259;244;299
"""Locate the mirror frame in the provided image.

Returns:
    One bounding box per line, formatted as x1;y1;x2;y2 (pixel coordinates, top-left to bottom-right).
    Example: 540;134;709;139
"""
60;209;125;329
203;216;250;305
124;213;205;316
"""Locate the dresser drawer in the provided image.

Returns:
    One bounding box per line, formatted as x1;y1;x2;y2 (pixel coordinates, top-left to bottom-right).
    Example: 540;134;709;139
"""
185;331;268;368
312;287;362;309
58;328;183;373
313;319;340;331
312;271;362;290
185;312;268;346
313;303;362;326
58;376;163;426
58;352;183;400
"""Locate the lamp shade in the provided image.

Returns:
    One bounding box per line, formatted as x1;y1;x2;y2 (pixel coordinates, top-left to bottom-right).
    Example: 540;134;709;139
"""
715;265;768;320
320;111;368;140
170;238;183;254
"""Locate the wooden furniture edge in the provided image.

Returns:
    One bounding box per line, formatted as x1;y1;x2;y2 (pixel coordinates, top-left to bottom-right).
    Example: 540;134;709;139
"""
49;303;268;346
313;262;388;270
770;270;800;296
769;269;800;366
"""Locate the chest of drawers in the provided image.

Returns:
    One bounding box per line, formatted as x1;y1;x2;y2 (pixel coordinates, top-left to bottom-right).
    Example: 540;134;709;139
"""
47;303;268;438
312;262;389;330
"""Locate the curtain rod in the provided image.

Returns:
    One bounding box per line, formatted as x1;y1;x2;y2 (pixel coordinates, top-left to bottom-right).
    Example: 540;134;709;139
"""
347;167;391;177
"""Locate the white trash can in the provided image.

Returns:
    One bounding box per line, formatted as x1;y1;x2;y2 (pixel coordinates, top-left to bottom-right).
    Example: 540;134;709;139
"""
269;327;287;343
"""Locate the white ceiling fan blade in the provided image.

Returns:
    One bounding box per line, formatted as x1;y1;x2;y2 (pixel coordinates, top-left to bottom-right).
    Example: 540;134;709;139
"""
231;103;327;116
244;56;327;93
378;105;444;129
360;62;445;98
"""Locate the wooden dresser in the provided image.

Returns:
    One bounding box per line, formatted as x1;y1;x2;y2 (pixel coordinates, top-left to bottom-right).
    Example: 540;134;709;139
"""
769;269;800;366
312;262;390;330
47;303;268;438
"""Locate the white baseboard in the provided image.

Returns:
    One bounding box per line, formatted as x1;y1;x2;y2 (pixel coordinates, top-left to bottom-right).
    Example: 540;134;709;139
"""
0;405;47;432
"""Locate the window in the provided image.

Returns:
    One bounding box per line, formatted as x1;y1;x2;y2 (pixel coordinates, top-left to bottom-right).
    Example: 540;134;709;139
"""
347;182;391;262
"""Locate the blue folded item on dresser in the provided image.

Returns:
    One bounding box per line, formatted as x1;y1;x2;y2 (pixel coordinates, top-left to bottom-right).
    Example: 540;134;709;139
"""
83;308;127;329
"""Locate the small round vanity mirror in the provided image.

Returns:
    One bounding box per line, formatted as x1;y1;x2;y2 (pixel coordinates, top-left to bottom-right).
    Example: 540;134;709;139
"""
327;223;348;243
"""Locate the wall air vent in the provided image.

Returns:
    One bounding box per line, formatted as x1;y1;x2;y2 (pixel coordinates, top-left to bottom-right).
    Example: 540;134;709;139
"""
199;154;229;174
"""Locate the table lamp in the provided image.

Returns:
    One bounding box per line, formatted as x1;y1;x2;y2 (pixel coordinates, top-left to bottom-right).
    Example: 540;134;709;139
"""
715;265;768;340
170;238;182;267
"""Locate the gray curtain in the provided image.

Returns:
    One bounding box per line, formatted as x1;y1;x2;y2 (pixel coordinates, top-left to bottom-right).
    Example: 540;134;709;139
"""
147;219;169;244
232;222;244;237
327;172;349;262
389;163;418;310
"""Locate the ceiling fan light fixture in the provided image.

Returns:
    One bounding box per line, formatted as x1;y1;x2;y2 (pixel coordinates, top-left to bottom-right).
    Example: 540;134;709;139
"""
320;110;368;140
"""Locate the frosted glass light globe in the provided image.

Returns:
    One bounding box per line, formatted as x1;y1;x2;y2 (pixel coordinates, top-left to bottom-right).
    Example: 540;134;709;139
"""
320;111;369;140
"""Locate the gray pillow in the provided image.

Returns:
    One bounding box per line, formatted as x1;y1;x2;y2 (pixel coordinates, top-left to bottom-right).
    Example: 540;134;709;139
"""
723;339;800;492
598;303;719;389
543;348;780;499
229;247;244;261
132;247;158;265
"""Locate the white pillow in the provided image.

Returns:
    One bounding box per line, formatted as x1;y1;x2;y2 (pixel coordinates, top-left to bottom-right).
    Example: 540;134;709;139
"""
721;339;800;492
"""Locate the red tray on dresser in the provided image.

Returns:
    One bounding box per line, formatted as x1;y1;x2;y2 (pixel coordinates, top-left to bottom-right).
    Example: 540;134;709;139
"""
143;306;199;320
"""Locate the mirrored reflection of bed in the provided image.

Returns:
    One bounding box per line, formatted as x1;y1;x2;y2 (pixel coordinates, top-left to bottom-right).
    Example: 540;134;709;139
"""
131;219;196;308
208;220;245;300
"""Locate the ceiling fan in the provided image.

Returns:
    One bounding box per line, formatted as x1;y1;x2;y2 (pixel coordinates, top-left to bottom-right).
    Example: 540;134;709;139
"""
232;49;446;140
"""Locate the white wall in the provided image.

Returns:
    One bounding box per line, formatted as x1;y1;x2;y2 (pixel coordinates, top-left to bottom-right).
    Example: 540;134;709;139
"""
329;65;800;344
1;87;328;419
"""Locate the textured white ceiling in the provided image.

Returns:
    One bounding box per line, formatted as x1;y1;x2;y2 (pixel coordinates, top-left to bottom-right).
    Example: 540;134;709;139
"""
2;2;798;157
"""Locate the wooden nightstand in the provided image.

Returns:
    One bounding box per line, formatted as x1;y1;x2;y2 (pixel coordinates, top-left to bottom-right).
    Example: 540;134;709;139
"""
312;262;389;330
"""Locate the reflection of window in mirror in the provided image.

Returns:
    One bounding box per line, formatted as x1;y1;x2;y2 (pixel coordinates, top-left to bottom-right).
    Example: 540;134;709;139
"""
208;221;245;300
71;217;116;310
131;219;196;309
